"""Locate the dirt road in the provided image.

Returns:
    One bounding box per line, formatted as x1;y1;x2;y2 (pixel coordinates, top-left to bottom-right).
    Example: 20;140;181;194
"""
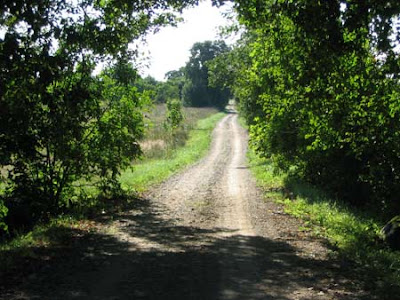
3;112;370;299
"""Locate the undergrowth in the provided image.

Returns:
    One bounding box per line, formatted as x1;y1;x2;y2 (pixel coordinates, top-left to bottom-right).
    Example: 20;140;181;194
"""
248;149;400;298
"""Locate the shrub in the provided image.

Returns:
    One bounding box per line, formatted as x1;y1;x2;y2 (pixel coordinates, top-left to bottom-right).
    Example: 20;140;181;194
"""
165;99;184;130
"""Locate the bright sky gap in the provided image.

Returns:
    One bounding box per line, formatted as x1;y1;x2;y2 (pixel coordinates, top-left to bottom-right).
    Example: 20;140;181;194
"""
138;1;235;81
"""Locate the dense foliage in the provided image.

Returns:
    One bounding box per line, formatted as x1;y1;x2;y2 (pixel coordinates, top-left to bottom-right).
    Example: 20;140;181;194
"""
0;0;197;232
135;41;232;109
183;40;232;109
216;0;400;213
158;68;186;103
165;98;184;130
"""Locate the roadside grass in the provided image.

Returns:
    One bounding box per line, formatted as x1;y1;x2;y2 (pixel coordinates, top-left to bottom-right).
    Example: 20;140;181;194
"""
120;112;225;192
247;149;400;297
0;109;225;273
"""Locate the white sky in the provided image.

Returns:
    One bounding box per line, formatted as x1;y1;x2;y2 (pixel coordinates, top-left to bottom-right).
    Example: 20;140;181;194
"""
138;1;234;81
0;1;236;80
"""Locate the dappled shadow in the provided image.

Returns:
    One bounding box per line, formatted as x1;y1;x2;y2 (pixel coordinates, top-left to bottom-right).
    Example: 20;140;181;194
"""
0;197;379;300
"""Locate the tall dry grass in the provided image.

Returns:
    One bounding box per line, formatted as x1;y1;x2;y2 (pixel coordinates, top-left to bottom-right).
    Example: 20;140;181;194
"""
141;104;219;158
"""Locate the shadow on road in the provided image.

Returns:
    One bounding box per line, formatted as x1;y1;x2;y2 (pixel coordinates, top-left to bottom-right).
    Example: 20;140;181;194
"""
1;197;371;300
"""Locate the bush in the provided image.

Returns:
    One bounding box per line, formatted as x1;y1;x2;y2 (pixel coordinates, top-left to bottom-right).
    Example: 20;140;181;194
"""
0;199;8;233
165;99;184;130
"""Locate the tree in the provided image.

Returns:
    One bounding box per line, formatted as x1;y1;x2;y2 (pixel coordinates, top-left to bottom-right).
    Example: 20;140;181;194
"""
135;75;160;103
208;32;263;123
156;81;181;103
165;68;186;81
160;67;186;102
229;0;400;211
183;40;231;109
0;0;197;229
133;72;184;104
165;98;184;130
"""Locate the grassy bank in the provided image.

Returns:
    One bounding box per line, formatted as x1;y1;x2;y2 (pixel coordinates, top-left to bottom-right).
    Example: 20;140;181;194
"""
248;150;400;297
